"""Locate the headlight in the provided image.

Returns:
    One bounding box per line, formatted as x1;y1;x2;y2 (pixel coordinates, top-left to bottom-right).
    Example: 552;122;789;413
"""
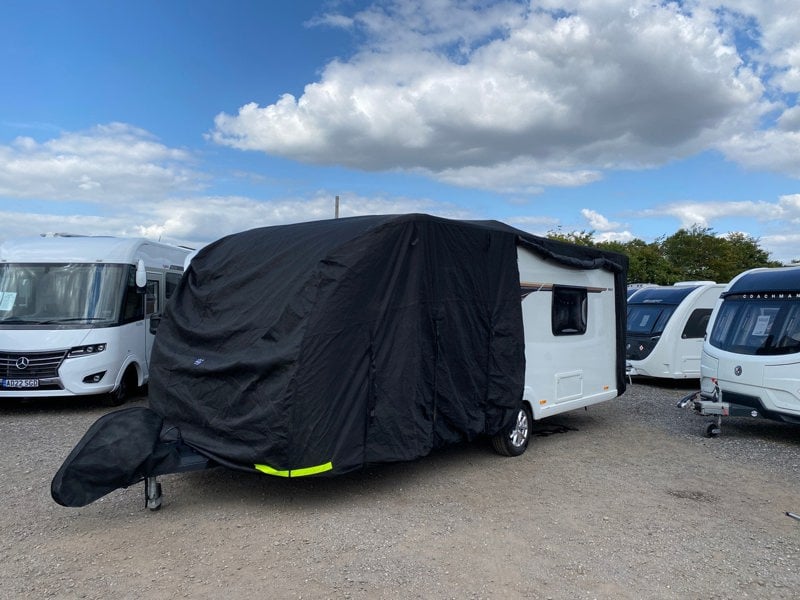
68;343;107;358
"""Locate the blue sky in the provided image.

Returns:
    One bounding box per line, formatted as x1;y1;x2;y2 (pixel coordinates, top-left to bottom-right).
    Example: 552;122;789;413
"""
1;0;799;265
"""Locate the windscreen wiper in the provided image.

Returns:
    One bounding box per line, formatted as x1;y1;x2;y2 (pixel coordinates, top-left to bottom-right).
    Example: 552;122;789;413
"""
35;317;110;324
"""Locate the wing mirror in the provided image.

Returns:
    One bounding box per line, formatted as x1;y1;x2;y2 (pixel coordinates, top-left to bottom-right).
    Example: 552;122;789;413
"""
135;259;147;288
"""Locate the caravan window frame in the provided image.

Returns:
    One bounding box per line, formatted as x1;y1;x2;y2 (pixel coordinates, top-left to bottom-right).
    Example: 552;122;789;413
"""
552;285;588;336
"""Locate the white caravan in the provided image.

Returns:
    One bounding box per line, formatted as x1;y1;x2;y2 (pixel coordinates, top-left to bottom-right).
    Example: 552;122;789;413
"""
626;281;726;379
690;266;800;436
516;247;621;425
0;235;190;403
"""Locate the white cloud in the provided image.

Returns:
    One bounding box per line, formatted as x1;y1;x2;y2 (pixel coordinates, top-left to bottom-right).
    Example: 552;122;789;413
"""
434;158;602;194
128;193;472;246
717;1;800;94
0;123;203;203
638;195;800;229
507;210;634;241
759;232;800;265
0;121;479;248
209;0;797;192
633;193;800;263
718;129;800;177
595;230;635;243
0;193;475;250
576;208;633;242
581;208;620;231
505;214;560;236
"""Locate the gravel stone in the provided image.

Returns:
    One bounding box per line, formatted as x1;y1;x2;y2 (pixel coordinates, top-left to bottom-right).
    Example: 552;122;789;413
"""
1;379;798;599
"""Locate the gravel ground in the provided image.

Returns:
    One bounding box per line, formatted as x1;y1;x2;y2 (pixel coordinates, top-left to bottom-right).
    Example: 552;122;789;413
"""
1;379;799;599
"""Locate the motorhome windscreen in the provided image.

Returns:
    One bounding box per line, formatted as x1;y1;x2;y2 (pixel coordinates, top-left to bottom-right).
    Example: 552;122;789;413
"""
709;294;800;355
0;263;129;327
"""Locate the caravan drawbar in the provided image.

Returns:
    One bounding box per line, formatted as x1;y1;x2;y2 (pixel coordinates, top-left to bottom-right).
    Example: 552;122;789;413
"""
0;235;191;403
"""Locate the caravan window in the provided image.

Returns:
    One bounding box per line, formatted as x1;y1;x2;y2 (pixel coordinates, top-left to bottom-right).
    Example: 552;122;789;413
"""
145;280;159;316
627;304;675;336
709;296;800;355
552;286;587;336
120;268;144;324
681;308;712;339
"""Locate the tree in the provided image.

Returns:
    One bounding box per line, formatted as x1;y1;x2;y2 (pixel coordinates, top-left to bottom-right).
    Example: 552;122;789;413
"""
545;224;781;285
660;226;781;283
614;239;675;285
720;232;782;280
545;227;596;246
660;226;722;282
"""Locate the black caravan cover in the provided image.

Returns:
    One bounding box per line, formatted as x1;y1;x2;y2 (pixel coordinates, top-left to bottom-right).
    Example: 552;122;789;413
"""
147;214;627;477
51;407;178;507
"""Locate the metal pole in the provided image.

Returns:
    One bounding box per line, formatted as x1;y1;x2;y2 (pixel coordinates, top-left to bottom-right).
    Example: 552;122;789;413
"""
335;195;340;219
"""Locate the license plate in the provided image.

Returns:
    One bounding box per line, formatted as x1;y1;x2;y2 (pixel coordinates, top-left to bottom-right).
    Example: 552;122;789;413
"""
1;379;39;389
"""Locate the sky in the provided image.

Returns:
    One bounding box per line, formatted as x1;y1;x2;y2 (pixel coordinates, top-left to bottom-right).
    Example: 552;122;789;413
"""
1;0;799;264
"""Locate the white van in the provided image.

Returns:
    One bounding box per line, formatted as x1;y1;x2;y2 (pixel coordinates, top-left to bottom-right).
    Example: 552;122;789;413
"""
691;266;800;435
0;235;190;403
626;281;726;379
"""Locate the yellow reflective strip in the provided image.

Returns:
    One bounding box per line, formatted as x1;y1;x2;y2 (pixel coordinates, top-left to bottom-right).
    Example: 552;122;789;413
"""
253;461;333;478
291;461;333;477
254;463;290;477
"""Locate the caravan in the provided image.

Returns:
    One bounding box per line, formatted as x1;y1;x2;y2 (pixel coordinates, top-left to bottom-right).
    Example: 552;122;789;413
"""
689;266;800;436
626;282;725;379
517;248;621;428
0;235;190;403
52;215;628;509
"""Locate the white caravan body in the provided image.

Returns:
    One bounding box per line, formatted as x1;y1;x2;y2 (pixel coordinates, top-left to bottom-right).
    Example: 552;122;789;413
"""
0;235;190;399
626;282;725;379
700;266;800;425
518;247;620;420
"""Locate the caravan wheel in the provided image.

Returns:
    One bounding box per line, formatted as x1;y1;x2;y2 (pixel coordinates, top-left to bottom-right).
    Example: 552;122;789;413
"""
104;366;137;407
492;404;532;457
704;421;720;438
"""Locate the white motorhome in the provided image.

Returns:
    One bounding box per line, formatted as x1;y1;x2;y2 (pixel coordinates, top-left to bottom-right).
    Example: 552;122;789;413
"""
626;281;726;379
0;235;190;403
690;266;800;436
